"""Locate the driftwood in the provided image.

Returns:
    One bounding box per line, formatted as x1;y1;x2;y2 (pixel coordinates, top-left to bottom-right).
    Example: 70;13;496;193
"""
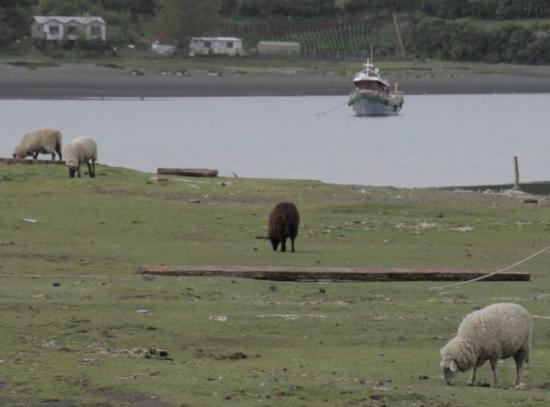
0;157;65;165
138;265;530;282
157;168;218;177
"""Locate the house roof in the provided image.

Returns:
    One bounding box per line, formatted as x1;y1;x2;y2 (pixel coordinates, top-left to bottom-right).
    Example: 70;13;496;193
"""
33;16;106;25
190;37;241;42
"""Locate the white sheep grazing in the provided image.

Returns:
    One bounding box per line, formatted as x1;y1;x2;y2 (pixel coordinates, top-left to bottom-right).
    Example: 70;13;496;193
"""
63;137;97;178
440;303;532;388
13;128;62;160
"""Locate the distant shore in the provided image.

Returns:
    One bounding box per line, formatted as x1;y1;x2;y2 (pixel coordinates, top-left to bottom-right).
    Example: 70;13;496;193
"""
2;62;550;99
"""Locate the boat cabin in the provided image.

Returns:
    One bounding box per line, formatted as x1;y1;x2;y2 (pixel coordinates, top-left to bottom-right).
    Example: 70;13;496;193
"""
354;79;389;93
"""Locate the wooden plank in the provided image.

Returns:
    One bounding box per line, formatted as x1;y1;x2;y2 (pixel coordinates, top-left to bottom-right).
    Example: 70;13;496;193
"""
0;157;65;165
157;168;218;177
138;265;530;282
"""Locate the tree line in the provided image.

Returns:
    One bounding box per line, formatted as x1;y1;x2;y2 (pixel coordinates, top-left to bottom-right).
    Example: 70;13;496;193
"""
0;0;154;47
1;0;550;63
221;0;550;19
413;17;550;63
343;0;550;19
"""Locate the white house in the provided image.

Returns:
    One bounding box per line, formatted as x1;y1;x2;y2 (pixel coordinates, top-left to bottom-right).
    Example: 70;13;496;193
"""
189;37;244;57
31;16;107;41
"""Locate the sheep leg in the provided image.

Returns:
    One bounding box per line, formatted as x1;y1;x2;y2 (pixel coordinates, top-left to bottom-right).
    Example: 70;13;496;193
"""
77;166;81;178
281;238;287;252
56;141;62;160
467;367;477;386
91;159;96;178
291;237;295;252
490;359;499;387
514;350;528;387
86;160;95;178
514;360;526;388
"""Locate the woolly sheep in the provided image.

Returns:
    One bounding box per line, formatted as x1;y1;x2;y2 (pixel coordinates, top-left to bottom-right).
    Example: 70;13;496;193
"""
13;128;62;160
268;202;300;252
440;303;532;388
63;137;97;178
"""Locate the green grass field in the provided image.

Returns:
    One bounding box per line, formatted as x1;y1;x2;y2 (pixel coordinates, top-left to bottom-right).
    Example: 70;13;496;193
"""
1;163;549;406
0;49;424;77
4;50;550;82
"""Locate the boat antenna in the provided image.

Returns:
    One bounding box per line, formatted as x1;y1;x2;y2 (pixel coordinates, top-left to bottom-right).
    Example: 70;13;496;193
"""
369;44;373;62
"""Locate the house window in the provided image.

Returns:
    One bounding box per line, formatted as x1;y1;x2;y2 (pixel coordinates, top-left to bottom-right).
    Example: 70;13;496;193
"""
90;26;101;36
49;25;59;35
66;25;78;35
226;41;233;48
204;41;211;48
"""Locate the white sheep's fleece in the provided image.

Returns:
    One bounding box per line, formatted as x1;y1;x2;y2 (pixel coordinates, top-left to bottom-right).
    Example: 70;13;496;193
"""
63;137;97;167
440;303;532;371
14;128;62;158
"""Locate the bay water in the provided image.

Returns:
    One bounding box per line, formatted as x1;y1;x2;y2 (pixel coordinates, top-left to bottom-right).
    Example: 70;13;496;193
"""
1;94;549;187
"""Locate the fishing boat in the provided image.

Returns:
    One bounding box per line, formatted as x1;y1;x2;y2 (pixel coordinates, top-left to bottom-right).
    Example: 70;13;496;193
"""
348;60;404;116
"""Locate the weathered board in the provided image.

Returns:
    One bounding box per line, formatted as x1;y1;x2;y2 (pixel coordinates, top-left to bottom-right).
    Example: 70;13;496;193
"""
138;265;530;282
157;168;218;177
0;158;65;165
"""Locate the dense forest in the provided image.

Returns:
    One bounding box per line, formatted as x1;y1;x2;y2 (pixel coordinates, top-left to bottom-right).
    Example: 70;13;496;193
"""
1;0;550;63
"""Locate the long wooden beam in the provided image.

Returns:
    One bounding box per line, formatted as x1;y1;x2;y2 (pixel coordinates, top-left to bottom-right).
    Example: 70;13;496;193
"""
0;157;65;165
138;265;530;282
157;168;218;177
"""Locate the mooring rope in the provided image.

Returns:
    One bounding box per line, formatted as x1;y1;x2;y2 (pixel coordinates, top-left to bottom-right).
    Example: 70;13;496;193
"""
431;243;550;291
315;102;348;116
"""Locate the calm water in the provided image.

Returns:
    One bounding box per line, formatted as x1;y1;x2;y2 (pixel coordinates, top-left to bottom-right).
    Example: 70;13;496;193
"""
2;94;550;187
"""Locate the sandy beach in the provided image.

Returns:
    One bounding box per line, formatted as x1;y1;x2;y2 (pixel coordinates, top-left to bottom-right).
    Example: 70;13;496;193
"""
2;62;550;98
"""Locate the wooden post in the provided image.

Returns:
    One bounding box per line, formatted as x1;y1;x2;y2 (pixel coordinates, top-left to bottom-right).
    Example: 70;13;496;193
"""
513;156;520;190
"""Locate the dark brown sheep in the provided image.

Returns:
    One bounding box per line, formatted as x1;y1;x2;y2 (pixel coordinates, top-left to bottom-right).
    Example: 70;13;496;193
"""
268;202;300;252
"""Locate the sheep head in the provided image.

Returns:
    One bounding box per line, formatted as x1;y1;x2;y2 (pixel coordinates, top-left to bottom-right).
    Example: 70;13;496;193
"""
270;237;280;251
13;147;26;159
440;357;458;385
66;161;78;178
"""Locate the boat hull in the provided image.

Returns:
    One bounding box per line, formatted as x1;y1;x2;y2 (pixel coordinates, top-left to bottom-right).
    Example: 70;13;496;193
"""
349;92;403;116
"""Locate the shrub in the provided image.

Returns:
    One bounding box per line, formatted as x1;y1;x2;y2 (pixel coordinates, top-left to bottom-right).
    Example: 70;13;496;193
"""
413;16;550;64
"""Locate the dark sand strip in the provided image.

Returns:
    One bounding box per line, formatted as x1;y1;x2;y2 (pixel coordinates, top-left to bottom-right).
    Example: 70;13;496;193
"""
2;63;550;99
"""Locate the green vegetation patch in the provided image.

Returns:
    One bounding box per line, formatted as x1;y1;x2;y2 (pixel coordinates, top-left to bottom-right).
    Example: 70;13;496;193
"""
6;60;59;69
1;164;550;406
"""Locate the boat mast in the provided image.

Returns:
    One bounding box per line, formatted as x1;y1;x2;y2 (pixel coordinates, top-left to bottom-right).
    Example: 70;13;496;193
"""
369;44;373;63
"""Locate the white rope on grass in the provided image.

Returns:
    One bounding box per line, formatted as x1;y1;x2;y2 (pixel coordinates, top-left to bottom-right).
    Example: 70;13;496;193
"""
431;243;550;291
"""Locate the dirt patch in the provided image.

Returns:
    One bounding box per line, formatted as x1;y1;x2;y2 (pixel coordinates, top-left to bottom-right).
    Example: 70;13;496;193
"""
6;61;59;70
10;387;178;406
530;382;550;390
85;344;173;361
92;388;176;407
194;349;256;361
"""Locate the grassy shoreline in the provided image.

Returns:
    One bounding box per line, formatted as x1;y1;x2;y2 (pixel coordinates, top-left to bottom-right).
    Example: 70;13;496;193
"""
3;51;550;78
1;163;550;406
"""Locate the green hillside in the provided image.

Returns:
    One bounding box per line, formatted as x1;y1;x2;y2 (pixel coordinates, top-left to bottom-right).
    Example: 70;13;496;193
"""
1;1;550;67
